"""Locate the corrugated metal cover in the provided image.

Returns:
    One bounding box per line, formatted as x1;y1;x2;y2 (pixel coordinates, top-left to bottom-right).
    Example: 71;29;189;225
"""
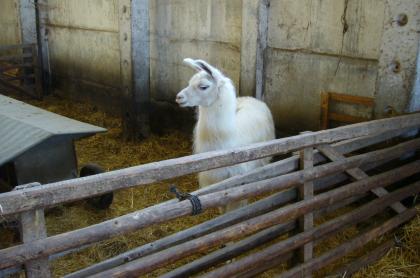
0;94;106;165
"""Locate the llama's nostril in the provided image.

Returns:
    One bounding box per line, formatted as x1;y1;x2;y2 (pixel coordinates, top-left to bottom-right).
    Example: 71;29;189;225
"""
176;95;184;102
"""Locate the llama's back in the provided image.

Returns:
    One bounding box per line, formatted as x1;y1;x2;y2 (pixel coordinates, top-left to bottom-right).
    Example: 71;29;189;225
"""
198;97;275;188
223;96;276;178
235;97;275;145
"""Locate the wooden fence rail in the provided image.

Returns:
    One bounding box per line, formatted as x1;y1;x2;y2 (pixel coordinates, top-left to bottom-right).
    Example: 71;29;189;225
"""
0;114;419;277
68;132;415;277
1;138;419;270
90;166;420;277
279;209;416;278
200;184;419;278
0;113;420;218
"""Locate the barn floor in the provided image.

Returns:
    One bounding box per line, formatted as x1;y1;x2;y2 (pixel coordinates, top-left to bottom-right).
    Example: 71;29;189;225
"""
0;91;419;277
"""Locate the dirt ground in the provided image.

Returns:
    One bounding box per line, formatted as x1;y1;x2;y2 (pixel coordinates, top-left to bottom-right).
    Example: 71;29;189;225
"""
0;91;419;277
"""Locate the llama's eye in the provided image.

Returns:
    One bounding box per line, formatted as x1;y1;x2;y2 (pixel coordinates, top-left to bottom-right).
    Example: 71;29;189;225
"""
199;85;209;90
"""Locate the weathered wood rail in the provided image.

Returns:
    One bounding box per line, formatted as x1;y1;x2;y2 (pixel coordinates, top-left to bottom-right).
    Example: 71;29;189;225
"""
0;113;420;277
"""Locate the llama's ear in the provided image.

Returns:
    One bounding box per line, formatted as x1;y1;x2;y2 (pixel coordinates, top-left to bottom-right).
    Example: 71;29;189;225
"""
194;59;226;83
183;58;224;85
183;58;202;72
183;58;214;78
194;60;214;78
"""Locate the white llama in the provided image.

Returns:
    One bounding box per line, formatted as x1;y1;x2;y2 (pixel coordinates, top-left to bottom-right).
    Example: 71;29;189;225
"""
176;58;275;212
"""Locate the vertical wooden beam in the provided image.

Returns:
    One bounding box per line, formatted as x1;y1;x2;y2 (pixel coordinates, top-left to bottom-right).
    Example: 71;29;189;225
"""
36;0;51;95
119;0;133;103
120;0;150;139
17;183;51;278
32;44;43;99
240;0;259;97
320;92;330;129
240;0;270;99
119;0;134;139
297;133;314;277
407;39;420;113
255;0;269;100
19;0;43;99
374;0;420;118
131;0;150;138
19;0;37;45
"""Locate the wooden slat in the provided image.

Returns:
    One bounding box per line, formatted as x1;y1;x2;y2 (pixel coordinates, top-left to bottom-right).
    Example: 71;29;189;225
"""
36;0;51;94
160;222;296;278
297;133;314;276
1;74;35;81
192;128;413;198
0;44;34;52
234;193;373;278
279;210;416;278
320;92;330;129
31;45;43;99
328;92;374;107
131;0;151;138
0;53;33;62
333;239;395;277
0;63;34;71
0;78;35;96
329;112;370;124
17;183;51;278
255;0;269;100
316;144;407;214
321;92;374;129
238;254;293;278
20;210;51;278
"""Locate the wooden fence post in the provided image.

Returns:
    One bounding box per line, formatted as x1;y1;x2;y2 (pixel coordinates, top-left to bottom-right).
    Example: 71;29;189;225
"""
297;131;314;277
17;183;51;278
118;0;133;139
255;0;269;100
35;0;51;95
120;0;150;139
131;0;151;138
18;0;43;99
31;44;43;99
240;0;268;99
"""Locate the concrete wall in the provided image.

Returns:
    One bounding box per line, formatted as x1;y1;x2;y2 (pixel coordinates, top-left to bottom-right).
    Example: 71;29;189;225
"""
0;0;418;133
144;0;420;133
0;0;21;46
264;0;385;131
46;0;122;109
149;0;243;101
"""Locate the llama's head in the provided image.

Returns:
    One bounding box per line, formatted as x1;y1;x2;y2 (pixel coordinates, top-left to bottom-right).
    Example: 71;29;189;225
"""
176;58;226;108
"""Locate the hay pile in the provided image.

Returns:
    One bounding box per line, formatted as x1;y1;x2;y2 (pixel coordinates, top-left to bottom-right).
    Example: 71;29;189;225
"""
1;92;419;277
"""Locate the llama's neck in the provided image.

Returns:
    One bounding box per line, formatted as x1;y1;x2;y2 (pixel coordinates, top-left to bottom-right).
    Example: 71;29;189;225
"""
196;79;237;150
198;80;236;131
